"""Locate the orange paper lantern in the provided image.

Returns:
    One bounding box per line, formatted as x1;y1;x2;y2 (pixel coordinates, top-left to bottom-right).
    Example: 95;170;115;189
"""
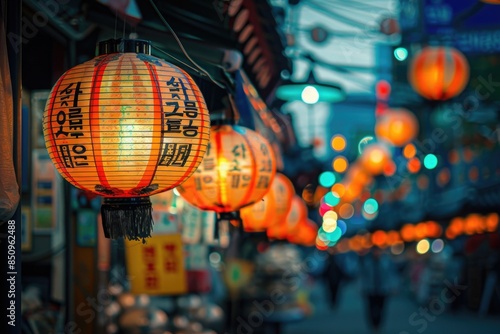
177;123;276;218
359;143;392;176
408;46;469;101
290;219;318;246
240;173;294;232
285;195;308;237
375;108;419;147
43;39;210;240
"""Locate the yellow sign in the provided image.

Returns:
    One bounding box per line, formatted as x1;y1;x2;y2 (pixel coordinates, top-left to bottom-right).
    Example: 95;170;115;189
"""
125;234;187;295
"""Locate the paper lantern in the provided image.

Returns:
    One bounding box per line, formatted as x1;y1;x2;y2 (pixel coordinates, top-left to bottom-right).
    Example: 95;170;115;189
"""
43;39;210;240
240;172;294;232
408;46;469;101
285;195;308;237
289;219;318;246
375;108;419;147
177;123;276;219
359;143;392;176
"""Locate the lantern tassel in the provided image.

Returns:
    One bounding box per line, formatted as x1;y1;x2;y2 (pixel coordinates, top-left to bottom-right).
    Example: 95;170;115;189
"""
101;197;154;242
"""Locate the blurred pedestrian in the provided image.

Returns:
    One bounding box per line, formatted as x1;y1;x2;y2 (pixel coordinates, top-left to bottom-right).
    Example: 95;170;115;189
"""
360;247;399;334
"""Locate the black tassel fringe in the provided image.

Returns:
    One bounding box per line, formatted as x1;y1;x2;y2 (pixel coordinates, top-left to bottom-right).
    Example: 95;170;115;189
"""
101;197;154;242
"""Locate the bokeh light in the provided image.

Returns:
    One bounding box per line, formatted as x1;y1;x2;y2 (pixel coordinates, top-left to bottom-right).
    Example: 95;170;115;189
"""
333;156;349;173
403;143;416;159
431;239;445;253
339;203;354;219
301;85;319;104
407;157;421;173
416;239;430;254
324;191;341;206
331;135;346;152
394;47;408;61
319;171;336;187
363;198;379;214
322;217;338;232
424;154;438;169
331;183;346;198
337;220;347;235
391;242;405;255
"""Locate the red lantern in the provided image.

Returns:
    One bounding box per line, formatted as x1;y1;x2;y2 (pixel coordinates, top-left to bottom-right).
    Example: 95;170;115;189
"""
408;46;470;101
177;123;276;219
240;173;294;232
379;17;400;36
375;108;419;147
43;39;210;240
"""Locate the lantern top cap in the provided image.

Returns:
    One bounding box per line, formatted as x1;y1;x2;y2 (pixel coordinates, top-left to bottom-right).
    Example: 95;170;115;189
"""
97;38;152;56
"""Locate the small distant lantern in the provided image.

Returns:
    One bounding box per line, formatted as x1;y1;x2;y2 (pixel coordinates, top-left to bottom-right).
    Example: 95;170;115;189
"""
359;143;392;176
240;173;294;232
267;195;307;240
379;17;400;36
408;46;470;101
289;219;318;246
375;108;419;147
177;122;276;222
43;39;210;240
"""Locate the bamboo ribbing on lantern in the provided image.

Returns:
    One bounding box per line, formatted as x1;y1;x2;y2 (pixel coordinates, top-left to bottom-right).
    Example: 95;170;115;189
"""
43;39;210;240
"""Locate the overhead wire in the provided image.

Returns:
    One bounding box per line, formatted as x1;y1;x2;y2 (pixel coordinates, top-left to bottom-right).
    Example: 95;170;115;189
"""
148;0;226;89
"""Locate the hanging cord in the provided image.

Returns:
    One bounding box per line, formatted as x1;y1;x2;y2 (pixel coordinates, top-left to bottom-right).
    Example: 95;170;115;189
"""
148;0;226;89
152;46;204;76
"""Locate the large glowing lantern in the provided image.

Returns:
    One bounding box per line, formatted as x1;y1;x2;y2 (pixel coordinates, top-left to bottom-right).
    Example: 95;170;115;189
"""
408;46;469;101
177;123;276;220
359;143;392;176
375;108;419;147
43;39;210;240
240;173;294;232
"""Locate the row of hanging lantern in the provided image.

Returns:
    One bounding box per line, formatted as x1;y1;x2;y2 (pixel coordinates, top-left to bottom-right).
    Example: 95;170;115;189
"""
331;212;499;255
314;45;471;250
43;38;316;245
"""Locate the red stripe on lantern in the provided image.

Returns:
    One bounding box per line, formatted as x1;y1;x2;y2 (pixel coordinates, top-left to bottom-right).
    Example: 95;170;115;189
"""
90;54;113;189
237;132;258;210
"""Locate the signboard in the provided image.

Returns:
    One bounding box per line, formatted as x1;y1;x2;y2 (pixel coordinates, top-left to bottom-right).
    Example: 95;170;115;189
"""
423;0;500;35
125;234;187;295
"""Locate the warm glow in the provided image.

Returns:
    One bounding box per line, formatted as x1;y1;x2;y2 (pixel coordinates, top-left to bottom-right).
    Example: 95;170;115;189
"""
400;224;415;242
375;108;419;147
408;46;470;101
331;183;346;198
403;143;417;159
437;168;450;186
331;135;347;151
324;210;338;221
359;143;391;175
416;239;430;254
241;173;294;232
322;218;338;232
333;156;348;173
339;203;354;219
372;230;387;248
178;124;276;214
486;213;499;232
383;160;397;177
407;157;421;173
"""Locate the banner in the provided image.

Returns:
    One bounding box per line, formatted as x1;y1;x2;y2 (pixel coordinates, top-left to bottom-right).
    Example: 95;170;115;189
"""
125;233;187;295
